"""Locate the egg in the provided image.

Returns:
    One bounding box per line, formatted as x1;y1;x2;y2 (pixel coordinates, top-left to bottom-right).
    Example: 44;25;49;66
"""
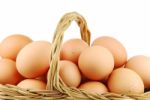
59;60;81;87
0;59;23;85
78;46;114;81
16;41;51;78
125;55;150;88
92;36;127;68
17;79;46;90
60;39;89;64
0;34;32;61
107;68;144;94
79;81;108;94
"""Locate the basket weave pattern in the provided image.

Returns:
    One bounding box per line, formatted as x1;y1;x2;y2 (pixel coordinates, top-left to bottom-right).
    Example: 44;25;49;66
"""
0;12;150;100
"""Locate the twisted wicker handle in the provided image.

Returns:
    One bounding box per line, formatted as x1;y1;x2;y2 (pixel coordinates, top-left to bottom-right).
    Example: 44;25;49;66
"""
47;12;91;91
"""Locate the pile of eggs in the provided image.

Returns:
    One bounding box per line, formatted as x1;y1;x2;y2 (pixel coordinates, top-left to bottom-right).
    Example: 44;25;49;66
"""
0;34;150;95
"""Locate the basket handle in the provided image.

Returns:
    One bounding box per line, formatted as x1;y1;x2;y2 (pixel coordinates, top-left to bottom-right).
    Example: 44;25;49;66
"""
47;12;91;91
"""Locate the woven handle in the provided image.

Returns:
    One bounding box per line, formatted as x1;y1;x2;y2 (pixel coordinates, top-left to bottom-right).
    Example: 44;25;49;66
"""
47;12;91;91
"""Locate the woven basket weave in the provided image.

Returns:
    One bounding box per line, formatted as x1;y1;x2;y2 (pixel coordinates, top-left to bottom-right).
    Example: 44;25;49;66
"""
0;12;150;100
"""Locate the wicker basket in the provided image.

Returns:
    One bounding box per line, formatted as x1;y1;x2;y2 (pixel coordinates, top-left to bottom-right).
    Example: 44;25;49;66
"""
0;12;150;100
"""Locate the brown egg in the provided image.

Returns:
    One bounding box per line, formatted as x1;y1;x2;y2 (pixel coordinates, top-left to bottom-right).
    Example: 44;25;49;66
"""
17;79;46;90
108;68;144;94
16;41;51;78
125;55;150;88
0;59;23;85
59;60;81;87
60;39;89;64
0;34;32;61
78;46;114;81
92;36;127;68
79;81;108;94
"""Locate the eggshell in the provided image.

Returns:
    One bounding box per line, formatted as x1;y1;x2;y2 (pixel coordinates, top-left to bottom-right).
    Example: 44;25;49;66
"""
59;60;81;87
108;68;144;94
0;34;32;61
60;39;89;64
125;55;150;88
92;36;127;68
78;46;114;81
17;79;46;90
79;81;108;94
0;59;23;85
16;41;51;78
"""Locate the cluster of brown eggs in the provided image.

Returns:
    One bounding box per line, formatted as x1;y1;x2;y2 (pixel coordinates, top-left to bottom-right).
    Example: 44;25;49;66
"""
0;34;150;95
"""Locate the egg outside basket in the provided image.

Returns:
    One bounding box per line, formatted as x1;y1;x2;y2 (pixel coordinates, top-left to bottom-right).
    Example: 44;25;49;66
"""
0;12;150;100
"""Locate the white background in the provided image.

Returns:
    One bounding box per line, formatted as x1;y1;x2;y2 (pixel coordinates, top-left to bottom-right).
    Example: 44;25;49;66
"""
0;0;150;58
